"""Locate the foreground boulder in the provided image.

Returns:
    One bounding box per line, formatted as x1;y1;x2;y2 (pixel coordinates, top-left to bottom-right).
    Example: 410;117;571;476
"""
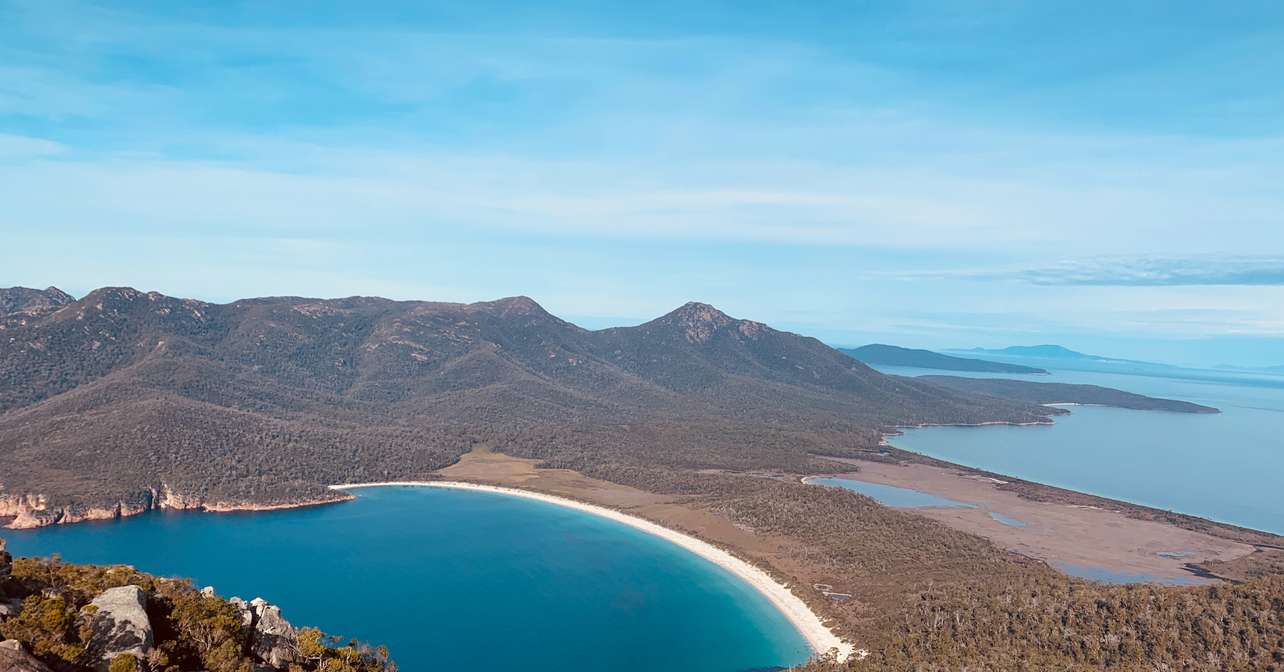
80;586;153;665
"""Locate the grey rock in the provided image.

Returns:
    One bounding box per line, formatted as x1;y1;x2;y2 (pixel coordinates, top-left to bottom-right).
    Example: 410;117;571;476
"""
200;586;216;598
0;640;21;651
229;596;254;627
0;645;54;672
81;585;153;664
0;600;21;619
248;597;298;668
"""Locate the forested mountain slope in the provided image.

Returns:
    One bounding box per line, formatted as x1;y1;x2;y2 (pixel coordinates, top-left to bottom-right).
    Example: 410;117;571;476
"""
0;287;1047;526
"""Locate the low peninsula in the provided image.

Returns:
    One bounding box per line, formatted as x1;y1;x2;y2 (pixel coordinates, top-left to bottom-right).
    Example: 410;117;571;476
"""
841;344;1049;374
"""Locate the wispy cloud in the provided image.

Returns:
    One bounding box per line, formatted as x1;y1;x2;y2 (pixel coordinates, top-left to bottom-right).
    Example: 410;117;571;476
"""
985;256;1284;287
0;133;65;158
3;1;1284;356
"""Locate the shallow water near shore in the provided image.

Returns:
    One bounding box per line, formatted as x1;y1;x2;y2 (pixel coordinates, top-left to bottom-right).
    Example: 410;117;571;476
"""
3;486;810;672
876;365;1284;535
1056;562;1202;586
804;476;975;509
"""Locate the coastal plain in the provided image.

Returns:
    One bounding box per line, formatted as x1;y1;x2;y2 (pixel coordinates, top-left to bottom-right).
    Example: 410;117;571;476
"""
809;459;1255;583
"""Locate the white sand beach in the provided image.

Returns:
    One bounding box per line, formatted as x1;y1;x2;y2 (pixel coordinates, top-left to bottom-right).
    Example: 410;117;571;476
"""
329;480;859;663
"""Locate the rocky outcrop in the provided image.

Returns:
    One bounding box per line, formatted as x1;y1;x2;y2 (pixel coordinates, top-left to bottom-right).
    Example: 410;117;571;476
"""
247;598;298;668
0;642;54;672
224;596;254;629
0;564;378;672
80;586;153;665
217;590;299;669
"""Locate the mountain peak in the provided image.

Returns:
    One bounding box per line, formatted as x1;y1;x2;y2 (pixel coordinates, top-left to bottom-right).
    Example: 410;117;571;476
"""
469;295;550;317
0;285;75;316
649;301;738;344
84;286;144;301
669;301;732;323
43;286;73;302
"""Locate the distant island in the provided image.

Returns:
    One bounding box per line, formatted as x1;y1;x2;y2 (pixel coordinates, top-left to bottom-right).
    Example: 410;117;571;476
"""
964;344;1104;360
841;344;1048;374
953;344;1284;391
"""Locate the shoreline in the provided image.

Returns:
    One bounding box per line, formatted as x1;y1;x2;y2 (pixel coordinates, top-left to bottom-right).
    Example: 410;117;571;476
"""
328;480;860;663
800;464;1259;584
0;491;354;530
875;427;1284;548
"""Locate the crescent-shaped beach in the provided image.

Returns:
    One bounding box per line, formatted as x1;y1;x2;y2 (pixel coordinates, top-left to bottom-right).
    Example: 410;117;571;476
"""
329;480;859;663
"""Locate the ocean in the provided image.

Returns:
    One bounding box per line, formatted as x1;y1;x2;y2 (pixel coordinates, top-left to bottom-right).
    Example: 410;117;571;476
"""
874;364;1284;535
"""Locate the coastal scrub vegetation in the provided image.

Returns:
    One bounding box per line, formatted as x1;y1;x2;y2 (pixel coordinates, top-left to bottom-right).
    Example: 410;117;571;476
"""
0;545;395;672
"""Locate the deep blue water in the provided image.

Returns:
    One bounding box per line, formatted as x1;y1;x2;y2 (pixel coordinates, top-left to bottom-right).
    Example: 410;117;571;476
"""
804;476;974;508
2;486;810;672
875;365;1284;535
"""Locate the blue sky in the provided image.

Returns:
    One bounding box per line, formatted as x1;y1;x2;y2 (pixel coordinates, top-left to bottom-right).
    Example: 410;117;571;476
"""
3;1;1284;366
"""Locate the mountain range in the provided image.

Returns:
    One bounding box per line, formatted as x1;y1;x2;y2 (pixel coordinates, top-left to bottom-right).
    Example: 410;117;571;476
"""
1;286;1052;526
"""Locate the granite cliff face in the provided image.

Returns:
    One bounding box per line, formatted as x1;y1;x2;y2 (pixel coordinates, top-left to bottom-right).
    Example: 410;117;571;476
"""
0;486;353;530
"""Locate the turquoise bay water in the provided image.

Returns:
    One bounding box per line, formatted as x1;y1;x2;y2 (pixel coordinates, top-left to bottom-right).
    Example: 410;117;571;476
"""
3;486;810;672
804;477;974;509
876;365;1284;535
